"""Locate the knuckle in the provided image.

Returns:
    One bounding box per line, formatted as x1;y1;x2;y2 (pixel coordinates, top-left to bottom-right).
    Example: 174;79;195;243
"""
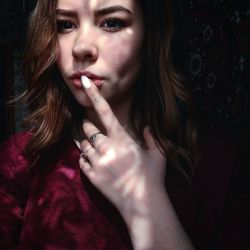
97;142;109;154
92;93;102;103
100;109;109;119
98;102;110;115
95;159;104;169
81;139;89;148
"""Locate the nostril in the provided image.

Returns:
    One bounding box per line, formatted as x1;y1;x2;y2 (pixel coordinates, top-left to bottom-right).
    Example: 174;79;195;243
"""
72;42;98;61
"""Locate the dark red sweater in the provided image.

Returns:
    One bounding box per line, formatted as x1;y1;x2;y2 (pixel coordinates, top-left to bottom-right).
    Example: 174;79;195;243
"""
0;132;249;249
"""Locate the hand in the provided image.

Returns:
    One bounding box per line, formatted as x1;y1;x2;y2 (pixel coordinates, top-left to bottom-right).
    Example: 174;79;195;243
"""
79;76;167;216
79;77;195;250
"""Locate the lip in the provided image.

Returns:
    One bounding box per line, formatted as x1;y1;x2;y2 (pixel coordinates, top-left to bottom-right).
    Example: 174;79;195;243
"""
70;71;105;88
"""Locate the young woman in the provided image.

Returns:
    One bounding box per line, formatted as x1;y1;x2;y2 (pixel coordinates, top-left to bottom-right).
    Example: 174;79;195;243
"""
0;0;197;249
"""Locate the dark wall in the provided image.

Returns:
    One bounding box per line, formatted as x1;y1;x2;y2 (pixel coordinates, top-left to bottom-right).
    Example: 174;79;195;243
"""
172;0;250;134
0;0;36;142
0;0;249;142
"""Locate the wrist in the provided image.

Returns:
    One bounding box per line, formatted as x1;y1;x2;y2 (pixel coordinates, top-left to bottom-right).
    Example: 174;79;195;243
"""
120;184;168;222
120;188;194;250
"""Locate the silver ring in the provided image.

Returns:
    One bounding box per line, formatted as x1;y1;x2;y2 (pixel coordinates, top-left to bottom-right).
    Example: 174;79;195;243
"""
89;132;102;144
80;146;93;158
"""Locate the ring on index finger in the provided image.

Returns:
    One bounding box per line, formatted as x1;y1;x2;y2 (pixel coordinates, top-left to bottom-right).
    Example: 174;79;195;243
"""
89;132;102;144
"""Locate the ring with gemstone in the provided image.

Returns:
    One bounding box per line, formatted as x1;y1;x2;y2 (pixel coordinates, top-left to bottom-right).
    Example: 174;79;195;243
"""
89;132;102;144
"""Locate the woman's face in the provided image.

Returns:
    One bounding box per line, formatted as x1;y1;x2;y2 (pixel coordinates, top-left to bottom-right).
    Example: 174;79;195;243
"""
56;0;144;107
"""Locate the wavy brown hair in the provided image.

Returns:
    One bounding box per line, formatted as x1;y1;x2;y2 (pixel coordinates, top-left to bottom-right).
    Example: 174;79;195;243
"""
22;0;197;176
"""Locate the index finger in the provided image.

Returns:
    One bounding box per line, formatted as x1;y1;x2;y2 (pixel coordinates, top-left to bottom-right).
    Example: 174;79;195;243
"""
81;75;120;135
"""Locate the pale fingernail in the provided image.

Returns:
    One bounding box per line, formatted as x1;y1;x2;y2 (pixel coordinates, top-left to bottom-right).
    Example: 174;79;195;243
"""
81;75;91;89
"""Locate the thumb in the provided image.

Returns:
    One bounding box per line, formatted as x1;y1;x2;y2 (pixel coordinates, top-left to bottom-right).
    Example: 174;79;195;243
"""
143;126;158;150
143;126;166;168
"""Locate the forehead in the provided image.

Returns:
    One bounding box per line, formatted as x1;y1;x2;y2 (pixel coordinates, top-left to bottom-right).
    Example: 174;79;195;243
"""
57;0;135;9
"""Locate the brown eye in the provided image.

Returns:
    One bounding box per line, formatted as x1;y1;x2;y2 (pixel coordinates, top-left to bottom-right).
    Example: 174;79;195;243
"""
57;20;76;33
101;18;125;32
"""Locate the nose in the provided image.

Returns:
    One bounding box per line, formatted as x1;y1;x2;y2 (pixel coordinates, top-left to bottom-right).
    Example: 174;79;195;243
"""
72;27;98;63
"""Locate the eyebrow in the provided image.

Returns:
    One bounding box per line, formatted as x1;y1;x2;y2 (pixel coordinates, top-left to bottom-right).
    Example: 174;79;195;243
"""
56;5;132;18
56;9;76;17
94;5;132;17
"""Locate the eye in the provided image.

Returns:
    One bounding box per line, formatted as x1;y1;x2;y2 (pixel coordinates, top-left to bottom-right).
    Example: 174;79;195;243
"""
101;18;125;32
57;20;76;33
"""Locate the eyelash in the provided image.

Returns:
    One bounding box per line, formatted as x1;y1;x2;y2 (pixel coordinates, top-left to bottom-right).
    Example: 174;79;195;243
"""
101;18;126;31
56;18;126;34
57;20;76;33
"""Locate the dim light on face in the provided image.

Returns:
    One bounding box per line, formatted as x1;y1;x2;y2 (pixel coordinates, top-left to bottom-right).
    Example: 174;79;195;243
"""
56;0;144;108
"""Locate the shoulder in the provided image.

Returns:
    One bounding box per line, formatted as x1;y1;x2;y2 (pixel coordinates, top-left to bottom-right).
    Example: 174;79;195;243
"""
1;131;32;149
0;132;33;248
0;131;32;159
0;131;32;179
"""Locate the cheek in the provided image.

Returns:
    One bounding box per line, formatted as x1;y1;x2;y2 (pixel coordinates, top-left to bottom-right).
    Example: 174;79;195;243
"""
56;41;72;75
103;34;142;78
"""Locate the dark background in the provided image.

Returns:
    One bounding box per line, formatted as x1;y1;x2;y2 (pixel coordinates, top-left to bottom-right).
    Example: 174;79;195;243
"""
0;0;249;143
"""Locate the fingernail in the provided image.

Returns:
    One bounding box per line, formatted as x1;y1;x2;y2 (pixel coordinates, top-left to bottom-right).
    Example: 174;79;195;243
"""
81;75;91;89
82;119;89;124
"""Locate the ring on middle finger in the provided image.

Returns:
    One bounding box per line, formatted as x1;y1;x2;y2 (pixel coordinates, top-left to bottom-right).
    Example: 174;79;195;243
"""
81;146;94;158
89;131;102;144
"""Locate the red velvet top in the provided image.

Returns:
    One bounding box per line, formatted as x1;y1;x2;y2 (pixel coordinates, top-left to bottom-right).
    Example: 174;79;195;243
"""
0;132;249;249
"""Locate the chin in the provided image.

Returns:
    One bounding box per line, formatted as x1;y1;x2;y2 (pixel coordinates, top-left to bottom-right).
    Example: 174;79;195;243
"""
78;98;93;108
73;93;92;108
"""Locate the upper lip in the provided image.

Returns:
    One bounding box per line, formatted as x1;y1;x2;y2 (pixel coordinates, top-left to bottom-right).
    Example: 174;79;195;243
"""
70;71;104;80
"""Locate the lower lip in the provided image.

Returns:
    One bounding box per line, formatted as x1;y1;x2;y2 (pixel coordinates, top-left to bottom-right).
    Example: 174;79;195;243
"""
71;78;104;88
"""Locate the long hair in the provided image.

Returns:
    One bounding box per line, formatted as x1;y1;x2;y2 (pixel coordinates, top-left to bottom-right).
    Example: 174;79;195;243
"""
22;0;197;176
130;0;198;176
22;0;82;164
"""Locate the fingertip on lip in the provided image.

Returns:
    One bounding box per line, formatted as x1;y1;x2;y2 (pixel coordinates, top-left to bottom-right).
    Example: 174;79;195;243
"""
81;75;91;89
